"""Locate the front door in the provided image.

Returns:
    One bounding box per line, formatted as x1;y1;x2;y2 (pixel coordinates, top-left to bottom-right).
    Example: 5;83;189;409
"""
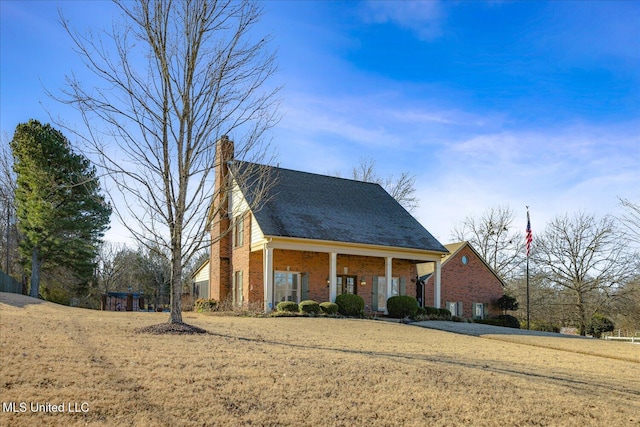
337;275;357;295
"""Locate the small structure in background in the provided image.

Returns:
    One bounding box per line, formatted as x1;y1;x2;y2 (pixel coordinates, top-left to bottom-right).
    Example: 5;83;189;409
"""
101;292;144;311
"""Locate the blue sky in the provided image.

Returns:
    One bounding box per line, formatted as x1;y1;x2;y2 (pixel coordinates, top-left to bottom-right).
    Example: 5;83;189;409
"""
1;1;639;244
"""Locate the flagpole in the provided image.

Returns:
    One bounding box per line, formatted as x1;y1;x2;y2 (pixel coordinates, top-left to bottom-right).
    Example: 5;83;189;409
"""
526;206;531;330
526;245;530;330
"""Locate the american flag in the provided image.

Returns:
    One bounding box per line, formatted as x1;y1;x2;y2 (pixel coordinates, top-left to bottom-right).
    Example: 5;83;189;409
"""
526;211;533;257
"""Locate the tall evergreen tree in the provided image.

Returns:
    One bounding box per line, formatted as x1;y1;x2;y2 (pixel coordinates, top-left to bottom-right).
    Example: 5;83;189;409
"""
11;120;111;298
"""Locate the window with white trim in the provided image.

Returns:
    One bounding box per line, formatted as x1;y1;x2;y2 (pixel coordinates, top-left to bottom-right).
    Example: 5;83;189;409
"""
375;276;387;311
473;302;486;319
446;301;463;317
391;277;399;296
233;215;244;247
233;270;243;307
274;271;300;304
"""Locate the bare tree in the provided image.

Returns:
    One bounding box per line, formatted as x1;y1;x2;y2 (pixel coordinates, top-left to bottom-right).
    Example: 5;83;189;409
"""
94;243;173;309
94;242;130;296
345;157;418;212
451;205;524;282
610;275;640;335
0;136;18;277
533;212;635;335
135;245;172;310
58;1;279;325
618;197;640;245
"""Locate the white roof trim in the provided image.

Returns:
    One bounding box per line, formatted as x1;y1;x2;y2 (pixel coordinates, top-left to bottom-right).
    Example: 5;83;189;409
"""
259;235;445;262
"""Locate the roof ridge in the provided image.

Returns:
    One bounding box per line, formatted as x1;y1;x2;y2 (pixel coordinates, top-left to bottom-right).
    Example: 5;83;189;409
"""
232;159;385;188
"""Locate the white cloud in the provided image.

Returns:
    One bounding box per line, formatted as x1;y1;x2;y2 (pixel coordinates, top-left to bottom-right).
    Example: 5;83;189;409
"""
413;122;640;241
266;79;639;246
361;0;444;41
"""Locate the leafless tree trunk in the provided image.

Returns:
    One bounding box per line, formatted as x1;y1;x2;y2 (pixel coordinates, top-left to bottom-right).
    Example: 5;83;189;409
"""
533;212;635;335
451;205;524;282
58;0;279;324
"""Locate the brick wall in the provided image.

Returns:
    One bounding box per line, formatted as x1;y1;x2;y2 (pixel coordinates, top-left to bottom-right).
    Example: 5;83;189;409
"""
246;249;417;312
231;211;252;307
249;250;264;305
424;245;503;318
209;137;234;302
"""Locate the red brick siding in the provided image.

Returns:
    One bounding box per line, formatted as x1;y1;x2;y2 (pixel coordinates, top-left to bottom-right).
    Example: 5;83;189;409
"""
214;213;423;312
209;215;231;302
246;249;417;311
249;250;264;304
231;211;252;308
209;138;234;302
424;246;503;318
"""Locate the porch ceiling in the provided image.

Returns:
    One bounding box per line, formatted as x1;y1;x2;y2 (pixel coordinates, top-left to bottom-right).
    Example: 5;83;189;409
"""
254;235;446;263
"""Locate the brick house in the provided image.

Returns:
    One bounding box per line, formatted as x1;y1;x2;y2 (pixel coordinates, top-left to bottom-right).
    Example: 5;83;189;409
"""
417;241;505;319
209;137;449;312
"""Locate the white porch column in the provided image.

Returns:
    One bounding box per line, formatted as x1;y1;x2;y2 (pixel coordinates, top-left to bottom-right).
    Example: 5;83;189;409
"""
329;252;337;302
264;245;274;312
385;257;393;313
434;259;442;308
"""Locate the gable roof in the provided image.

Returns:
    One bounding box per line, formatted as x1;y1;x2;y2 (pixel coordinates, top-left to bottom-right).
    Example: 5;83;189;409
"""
232;161;448;253
190;258;209;281
418;241;507;287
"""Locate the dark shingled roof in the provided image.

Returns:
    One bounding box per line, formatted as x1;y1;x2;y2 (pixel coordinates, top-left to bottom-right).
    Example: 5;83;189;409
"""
233;161;448;253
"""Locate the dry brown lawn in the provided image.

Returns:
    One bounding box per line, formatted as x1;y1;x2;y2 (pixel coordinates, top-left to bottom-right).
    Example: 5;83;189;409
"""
1;292;639;427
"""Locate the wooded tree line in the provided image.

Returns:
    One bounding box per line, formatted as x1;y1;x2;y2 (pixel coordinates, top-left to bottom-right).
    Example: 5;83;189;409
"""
91;243;208;310
453;204;640;335
2;127;205;308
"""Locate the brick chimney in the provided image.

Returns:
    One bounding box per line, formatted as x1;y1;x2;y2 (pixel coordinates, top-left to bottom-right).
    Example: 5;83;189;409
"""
210;136;234;302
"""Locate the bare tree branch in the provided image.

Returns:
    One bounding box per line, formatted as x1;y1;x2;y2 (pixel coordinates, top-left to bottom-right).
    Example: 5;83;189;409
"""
451;205;524;282
618;197;640;245
342;157;419;212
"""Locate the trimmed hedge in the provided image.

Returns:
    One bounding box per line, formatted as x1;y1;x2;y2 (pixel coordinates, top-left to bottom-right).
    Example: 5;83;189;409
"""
425;306;439;316
335;294;365;317
299;300;321;315
387;295;419;319
495;314;520;329
269;310;299;317
276;301;299;313
320;302;339;315
415;307;428;317
438;307;451;318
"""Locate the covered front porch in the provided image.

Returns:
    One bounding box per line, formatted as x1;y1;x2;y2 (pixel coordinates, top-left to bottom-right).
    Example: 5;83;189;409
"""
258;237;444;312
